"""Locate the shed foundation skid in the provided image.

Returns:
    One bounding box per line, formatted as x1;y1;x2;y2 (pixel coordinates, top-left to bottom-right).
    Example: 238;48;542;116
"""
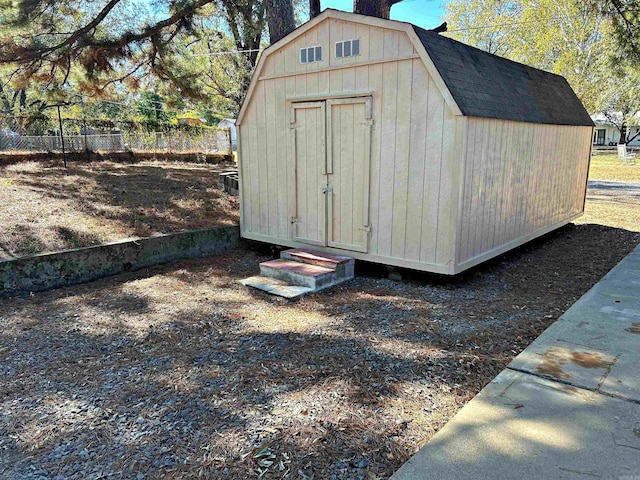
240;248;354;299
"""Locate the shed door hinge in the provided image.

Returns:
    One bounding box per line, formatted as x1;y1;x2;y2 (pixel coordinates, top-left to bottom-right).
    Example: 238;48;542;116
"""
360;119;374;127
359;225;371;233
290;217;300;224
290;123;298;130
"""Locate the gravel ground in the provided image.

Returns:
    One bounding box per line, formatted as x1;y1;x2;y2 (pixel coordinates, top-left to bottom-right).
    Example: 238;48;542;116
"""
2;220;639;479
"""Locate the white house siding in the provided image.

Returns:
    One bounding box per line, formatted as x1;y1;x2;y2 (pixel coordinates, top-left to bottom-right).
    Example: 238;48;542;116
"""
218;119;237;147
239;20;462;272
455;118;592;270
593;125;640;147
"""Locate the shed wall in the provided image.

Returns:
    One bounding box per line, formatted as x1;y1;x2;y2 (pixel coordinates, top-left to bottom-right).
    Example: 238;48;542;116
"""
239;21;461;272
455;118;592;270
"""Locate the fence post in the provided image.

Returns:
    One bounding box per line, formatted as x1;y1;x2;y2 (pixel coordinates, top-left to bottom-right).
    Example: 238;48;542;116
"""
57;106;67;168
83;118;88;155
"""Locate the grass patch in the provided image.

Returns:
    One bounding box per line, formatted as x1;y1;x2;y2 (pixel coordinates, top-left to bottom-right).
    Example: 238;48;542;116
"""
589;154;640;181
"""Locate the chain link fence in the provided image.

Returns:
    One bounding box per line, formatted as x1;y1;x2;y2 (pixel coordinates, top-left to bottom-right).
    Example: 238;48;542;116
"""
0;115;232;154
0;130;231;154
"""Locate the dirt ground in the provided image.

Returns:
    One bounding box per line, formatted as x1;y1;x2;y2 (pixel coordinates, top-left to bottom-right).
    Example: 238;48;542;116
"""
0;156;639;479
0;159;238;259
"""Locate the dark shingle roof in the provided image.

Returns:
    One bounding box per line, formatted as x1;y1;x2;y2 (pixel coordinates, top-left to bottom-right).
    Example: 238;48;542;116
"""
413;26;594;126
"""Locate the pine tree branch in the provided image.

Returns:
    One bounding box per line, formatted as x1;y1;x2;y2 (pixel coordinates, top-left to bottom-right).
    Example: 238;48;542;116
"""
9;0;123;62
3;0;215;64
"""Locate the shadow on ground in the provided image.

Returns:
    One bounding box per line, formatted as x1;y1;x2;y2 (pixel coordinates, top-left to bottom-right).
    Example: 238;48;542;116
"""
0;223;638;479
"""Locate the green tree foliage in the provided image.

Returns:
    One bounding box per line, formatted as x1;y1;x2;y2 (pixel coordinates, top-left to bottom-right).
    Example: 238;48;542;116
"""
596;0;640;62
443;1;524;56
0;0;298;107
135;91;176;129
0;64;54;134
597;65;640;142
444;0;636;115
0;86;52;134
144;8;257;118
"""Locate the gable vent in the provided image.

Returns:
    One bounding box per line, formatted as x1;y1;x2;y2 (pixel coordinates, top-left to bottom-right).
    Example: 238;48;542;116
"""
335;39;360;59
300;45;323;64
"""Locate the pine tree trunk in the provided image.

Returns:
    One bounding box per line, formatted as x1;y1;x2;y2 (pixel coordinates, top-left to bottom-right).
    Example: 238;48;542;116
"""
309;0;321;19
353;0;393;19
266;0;296;44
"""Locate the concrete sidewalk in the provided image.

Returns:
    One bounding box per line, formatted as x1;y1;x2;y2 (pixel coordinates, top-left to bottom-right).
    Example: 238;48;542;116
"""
392;245;640;480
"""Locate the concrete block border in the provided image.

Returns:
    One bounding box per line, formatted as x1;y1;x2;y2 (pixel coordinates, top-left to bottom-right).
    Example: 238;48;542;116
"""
0;226;239;298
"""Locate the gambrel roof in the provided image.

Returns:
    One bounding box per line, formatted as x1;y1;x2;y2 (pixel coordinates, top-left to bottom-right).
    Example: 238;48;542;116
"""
413;26;594;126
238;10;593;127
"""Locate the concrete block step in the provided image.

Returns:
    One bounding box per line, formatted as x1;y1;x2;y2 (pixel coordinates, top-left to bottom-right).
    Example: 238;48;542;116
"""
239;276;313;299
259;259;336;290
241;250;355;299
280;248;355;279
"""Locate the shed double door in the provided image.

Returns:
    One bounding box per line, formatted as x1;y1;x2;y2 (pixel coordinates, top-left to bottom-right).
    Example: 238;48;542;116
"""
291;97;372;253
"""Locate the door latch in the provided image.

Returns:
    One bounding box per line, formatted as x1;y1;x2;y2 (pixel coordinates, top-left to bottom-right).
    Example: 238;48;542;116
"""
322;187;332;194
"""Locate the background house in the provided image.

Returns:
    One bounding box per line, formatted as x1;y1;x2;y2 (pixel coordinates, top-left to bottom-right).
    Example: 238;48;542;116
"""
217;118;237;150
592;112;640;146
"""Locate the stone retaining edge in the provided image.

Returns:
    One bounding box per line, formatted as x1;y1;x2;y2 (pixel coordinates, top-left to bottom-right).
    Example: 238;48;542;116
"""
0;226;239;298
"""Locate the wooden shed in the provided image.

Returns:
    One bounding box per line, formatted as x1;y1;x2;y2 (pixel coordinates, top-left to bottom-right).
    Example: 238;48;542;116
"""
236;9;594;275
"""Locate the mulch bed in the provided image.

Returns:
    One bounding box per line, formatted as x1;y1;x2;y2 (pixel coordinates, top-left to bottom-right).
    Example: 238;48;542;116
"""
1;221;638;479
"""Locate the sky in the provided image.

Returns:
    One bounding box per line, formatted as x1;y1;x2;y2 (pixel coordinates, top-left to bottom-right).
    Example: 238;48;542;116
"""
320;0;445;30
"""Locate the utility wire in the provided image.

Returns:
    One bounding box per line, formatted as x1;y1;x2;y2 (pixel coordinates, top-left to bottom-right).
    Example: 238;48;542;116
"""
185;48;263;56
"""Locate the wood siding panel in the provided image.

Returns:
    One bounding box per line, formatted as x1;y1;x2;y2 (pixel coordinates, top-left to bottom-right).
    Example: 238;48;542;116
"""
272;46;285;76
341;21;358;65
404;59;429;262
285;77;297;239
397;28;415;57
383;29;399;60
256;82;269;232
420;76;445;264
274;79;289;238
264;79;278;237
367;62;383;256
458;115;476;263
458;118;591;266
329;19;344;68
355;23;371;62
368;27;385;62
376;60;398;258
390;59;413;259
435;102;458;266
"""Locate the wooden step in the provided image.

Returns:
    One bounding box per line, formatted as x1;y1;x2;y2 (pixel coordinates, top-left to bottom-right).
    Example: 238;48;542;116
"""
280;249;355;278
